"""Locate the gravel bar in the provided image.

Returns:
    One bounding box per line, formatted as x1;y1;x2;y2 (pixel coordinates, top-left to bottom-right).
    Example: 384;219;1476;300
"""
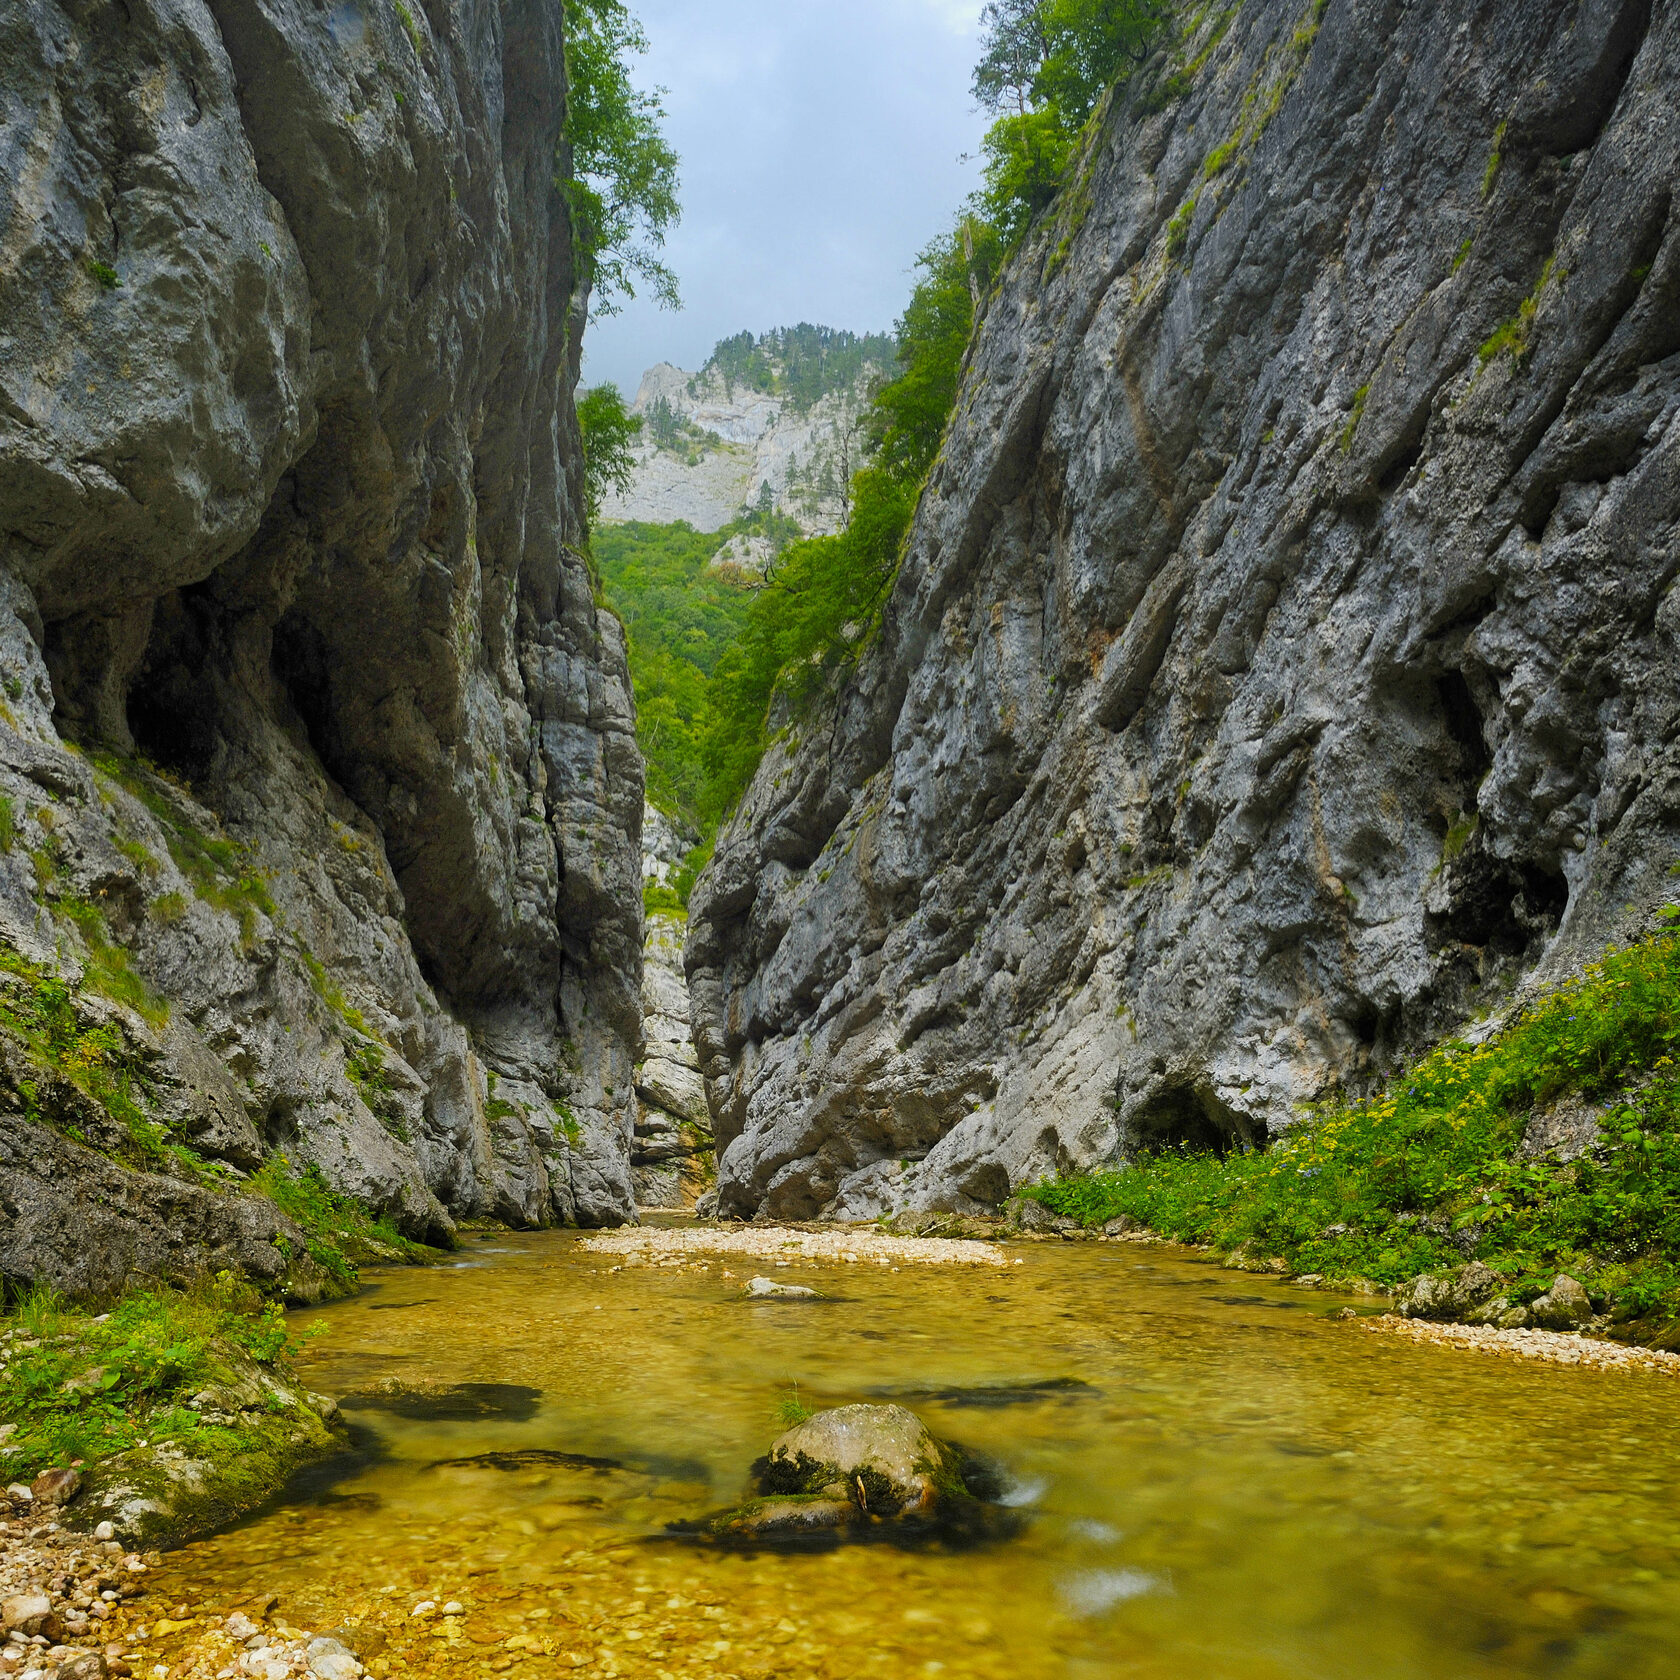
578;1226;1010;1267
1363;1314;1680;1375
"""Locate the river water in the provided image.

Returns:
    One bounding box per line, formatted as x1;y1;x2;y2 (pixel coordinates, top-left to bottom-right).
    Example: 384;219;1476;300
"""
143;1229;1680;1679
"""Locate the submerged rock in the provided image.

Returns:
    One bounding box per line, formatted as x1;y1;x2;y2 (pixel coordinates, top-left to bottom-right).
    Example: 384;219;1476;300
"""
674;1403;1015;1548
743;1276;819;1299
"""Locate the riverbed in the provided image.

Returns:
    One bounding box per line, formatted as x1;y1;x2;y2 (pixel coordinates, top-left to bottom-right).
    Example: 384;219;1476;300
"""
131;1229;1680;1679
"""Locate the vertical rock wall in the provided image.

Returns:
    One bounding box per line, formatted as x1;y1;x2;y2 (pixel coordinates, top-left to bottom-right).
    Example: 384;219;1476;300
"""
0;0;644;1288
633;804;712;1209
688;0;1680;1219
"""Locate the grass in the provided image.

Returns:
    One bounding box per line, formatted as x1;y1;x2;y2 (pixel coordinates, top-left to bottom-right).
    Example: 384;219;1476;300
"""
1165;196;1198;260
772;1383;815;1428
90;751;276;947
1482;119;1508;197
1338;383;1370;454
250;1155;442;1287
1477;256;1557;369
0;941;186;1167
0;1272;303;1481
0;795;13;853
1024;926;1680;1337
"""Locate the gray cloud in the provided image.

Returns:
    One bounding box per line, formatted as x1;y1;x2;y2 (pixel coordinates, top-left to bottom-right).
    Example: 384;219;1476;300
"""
579;0;986;395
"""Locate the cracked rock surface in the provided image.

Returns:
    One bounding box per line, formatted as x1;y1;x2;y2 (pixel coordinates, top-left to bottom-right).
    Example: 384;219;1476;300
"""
688;0;1680;1219
0;0;643;1278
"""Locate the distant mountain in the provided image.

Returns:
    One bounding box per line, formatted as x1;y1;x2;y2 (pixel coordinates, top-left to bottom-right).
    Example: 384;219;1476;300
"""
599;326;896;537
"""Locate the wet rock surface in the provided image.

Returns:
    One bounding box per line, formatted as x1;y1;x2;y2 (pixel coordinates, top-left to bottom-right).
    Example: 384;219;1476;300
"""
0;0;643;1282
687;0;1680;1219
677;1404;1013;1548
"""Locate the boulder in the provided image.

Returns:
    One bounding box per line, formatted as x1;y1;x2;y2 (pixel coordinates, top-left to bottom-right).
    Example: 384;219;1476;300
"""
674;1404;1014;1547
1528;1274;1594;1331
1394;1262;1500;1322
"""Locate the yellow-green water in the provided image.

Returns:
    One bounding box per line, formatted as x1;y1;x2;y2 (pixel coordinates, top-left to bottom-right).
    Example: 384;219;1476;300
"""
146;1230;1680;1679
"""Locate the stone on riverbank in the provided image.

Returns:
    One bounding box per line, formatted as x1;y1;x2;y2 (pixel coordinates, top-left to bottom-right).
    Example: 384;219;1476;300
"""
744;1277;818;1299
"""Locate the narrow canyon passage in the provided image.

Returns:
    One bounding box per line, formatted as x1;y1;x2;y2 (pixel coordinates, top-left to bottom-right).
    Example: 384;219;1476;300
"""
125;1234;1680;1680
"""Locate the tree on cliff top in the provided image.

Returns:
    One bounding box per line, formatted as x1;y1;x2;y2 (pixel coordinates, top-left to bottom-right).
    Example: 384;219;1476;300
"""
562;0;681;315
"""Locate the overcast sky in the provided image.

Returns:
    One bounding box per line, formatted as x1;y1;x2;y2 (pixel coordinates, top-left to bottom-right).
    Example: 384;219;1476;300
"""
578;0;989;397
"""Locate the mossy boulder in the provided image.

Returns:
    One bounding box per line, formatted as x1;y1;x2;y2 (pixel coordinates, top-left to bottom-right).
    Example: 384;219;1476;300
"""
675;1403;1016;1549
73;1350;345;1548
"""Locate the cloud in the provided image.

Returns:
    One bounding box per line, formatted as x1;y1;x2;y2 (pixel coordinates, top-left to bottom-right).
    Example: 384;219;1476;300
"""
580;0;989;396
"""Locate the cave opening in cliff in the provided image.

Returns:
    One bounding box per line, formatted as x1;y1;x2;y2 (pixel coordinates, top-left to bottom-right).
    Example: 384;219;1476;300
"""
124;586;226;782
1125;1084;1259;1159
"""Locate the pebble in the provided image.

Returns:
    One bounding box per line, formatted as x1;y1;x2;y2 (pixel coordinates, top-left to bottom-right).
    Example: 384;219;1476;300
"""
580;1225;1008;1268
1363;1313;1680;1375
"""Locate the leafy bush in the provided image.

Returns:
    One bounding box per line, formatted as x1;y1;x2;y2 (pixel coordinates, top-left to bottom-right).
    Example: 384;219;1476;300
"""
577;382;643;524
1025;929;1680;1333
250;1156;440;1285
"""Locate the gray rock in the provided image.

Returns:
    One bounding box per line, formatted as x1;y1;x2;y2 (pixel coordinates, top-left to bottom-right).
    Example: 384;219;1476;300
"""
1528;1273;1594;1330
687;0;1680;1220
744;1276;818;1299
0;0;644;1287
1520;1098;1606;1162
1396;1262;1500;1322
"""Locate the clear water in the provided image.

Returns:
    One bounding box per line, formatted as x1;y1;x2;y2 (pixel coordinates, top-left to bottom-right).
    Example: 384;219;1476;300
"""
137;1229;1680;1679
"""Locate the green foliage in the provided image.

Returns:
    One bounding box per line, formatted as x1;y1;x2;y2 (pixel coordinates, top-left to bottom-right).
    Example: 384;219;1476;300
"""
1482;119;1507;197
251;1155;438;1286
1338;383;1370;454
0;941;180;1165
643;880;685;916
1478;255;1556;368
561;0;681;314
594;519;764;825
1026;929;1680;1331
0;795;12;853
867;225;1000;482
1452;235;1473;273
703;325;897;414
772;1382;814;1428
0;1273;307;1480
85;259;121;289
576;382;643;525
972;0;1170;237
393;0;422;53
89;751;275;947
1165;194;1198;259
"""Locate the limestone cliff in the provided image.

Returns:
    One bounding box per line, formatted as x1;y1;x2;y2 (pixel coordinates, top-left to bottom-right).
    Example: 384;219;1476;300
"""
600;362;877;536
688;0;1680;1218
0;0;644;1291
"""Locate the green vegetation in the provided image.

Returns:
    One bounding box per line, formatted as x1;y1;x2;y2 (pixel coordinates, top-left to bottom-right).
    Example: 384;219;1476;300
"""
0;794;13;853
1338;383;1370;453
577;381;643;524
1165;195;1197;259
90;750;275;947
251;1155;439;1286
702;325;897;413
561;0;681;313
1478;256;1557;368
973;1;1171;239
1482;118;1507;197
1025;927;1680;1336
772;1382;815;1428
593;519;766;825
85;259;121;289
394;0;423;53
0;1273;304;1481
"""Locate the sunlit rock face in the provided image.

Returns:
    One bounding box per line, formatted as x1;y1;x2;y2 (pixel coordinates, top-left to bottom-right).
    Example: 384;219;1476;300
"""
688;0;1680;1220
0;0;644;1275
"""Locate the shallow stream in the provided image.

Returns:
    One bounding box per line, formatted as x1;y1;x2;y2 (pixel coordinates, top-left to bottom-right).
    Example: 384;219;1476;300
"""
141;1230;1680;1679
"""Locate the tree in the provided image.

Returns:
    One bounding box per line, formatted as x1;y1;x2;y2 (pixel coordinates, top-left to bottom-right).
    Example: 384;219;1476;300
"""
561;0;681;315
576;383;642;525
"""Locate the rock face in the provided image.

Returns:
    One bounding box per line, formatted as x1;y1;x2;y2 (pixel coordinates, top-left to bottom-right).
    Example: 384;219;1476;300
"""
688;0;1680;1218
600;363;877;536
0;0;644;1282
632;804;712;1208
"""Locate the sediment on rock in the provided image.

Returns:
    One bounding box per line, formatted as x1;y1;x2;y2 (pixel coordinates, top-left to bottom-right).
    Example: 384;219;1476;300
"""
688;0;1680;1220
0;0;644;1286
